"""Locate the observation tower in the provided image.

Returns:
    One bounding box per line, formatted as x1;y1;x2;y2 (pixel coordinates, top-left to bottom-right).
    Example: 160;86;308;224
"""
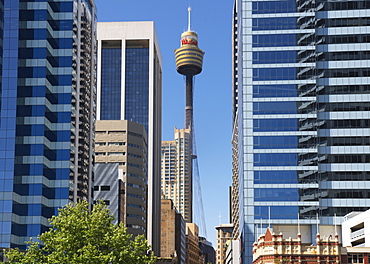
174;7;205;129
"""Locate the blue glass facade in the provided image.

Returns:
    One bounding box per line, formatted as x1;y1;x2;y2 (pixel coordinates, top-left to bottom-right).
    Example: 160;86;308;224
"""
125;47;150;133
101;47;121;120
233;0;370;262
0;0;96;249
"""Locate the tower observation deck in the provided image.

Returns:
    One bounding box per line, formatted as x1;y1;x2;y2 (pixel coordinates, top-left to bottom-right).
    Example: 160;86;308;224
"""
174;7;205;129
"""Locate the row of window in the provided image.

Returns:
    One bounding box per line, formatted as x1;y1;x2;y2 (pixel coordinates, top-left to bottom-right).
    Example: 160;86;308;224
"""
319;1;370;11
95;152;125;156
253;136;370;149
254;170;303;184
321;17;370;28
254;118;298;131
252;17;306;31
253;50;370;65
96;142;126;146
253;33;370;48
253;101;298;114
318;85;370;95
252;1;297;14
93;185;110;191
321;119;370;129
253;67;370;81
254;206;298;219
255;188;299;201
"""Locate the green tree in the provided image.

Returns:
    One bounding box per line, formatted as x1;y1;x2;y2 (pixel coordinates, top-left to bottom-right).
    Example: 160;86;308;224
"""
4;200;156;264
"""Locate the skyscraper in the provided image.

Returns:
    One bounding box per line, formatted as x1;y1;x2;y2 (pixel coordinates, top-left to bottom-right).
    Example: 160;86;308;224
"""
0;0;96;249
233;0;370;262
161;127;192;223
96;21;162;254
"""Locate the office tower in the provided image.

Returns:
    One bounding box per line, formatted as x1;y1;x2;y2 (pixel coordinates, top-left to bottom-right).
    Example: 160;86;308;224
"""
96;21;162;254
160;199;186;264
161;128;192;223
233;0;370;262
0;0;96;249
94;120;147;236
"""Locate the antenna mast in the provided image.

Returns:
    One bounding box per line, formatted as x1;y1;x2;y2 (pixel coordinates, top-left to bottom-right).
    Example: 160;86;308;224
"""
188;7;191;31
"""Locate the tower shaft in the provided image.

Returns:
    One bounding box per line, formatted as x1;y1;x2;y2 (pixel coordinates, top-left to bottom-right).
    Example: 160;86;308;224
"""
185;74;193;130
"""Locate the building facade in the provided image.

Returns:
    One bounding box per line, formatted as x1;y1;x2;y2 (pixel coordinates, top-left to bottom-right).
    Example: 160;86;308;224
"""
199;237;216;264
233;0;370;262
0;0;96;249
160;199;186;264
225;240;241;264
342;209;370;248
161;127;192;223
96;21;162;254
186;223;200;264
252;228;340;264
215;224;233;264
94;120;147;236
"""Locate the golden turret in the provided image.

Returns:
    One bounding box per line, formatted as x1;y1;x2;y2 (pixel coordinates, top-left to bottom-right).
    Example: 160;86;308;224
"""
174;8;204;76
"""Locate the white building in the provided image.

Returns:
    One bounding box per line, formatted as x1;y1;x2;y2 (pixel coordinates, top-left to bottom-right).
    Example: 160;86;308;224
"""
342;210;370;247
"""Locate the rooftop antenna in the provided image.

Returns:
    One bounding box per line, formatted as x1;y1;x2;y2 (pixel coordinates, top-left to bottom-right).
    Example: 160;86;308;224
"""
187;7;192;31
218;211;222;225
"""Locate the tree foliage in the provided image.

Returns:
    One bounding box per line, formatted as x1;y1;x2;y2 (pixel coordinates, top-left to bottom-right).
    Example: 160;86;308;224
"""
4;200;156;264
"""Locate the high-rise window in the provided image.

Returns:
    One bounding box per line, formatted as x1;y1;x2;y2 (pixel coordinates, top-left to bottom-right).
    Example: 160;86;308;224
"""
125;41;149;133
101;41;122;120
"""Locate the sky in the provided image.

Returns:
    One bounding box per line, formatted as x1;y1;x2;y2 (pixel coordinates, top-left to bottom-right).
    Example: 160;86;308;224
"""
95;0;233;246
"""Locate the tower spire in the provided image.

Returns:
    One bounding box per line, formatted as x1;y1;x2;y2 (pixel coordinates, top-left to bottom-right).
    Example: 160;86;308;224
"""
188;7;192;31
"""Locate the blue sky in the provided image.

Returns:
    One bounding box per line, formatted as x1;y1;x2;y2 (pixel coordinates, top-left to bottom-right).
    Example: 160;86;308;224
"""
95;0;233;246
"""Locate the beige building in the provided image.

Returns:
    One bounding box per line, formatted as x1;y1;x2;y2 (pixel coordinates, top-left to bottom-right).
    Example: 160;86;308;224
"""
186;223;200;264
253;228;340;264
95;120;147;237
161;128;192;223
161;199;186;264
215;224;233;264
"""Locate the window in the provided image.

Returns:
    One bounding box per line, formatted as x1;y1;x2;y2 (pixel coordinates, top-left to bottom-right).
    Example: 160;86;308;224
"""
108;131;125;134
108;142;125;146
348;254;364;264
101;186;110;191
108;152;125;156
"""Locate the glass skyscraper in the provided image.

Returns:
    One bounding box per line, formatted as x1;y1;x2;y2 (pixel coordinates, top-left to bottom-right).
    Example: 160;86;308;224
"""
0;0;96;249
96;21;162;255
233;0;370;262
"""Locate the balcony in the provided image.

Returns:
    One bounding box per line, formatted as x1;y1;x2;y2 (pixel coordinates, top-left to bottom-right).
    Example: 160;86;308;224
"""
351;228;365;240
